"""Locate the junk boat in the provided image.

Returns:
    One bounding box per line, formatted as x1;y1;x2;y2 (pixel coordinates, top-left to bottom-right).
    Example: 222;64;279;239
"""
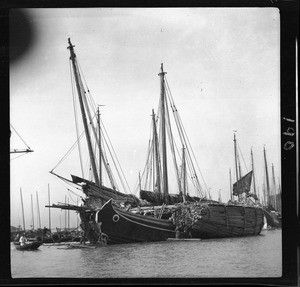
48;39;264;245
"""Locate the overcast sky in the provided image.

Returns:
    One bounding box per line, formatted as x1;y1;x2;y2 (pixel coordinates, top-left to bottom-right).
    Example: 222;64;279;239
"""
10;8;280;230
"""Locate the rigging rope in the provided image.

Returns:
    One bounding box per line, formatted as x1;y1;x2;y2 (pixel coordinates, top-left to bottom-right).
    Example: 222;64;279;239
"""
237;141;249;174
68;55;131;194
51;131;85;172
70;60;85;178
10;153;30;161
101;121;132;194
164;93;182;193
165;77;206;197
67;188;81;204
10;124;32;149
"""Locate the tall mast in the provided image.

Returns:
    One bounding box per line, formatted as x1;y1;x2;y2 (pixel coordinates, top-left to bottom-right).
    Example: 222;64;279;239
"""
229;168;233;201
76;197;79;227
65;196;67;231
68;197;70;230
233;133;240;200
20;188;25;231
182;145;187;202
263;146;271;207
158;63;168;197
250;148;257;196
67;38;100;186
138;171;142;191
36;191;41;229
31;194;34;230
97;107;102;186
152;109;161;193
271;163;277;210
48;184;51;231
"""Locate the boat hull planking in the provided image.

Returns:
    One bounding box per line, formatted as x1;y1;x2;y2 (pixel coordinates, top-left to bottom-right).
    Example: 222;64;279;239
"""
95;200;176;244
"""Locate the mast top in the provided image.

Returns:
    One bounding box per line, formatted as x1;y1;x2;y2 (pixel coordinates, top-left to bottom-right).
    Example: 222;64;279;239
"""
158;63;167;76
67;38;76;59
67;38;74;48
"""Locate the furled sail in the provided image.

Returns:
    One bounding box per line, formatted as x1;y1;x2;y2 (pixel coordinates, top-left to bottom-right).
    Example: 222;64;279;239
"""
232;170;253;196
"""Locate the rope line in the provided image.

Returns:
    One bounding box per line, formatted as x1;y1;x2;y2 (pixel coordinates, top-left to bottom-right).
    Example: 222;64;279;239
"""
10;124;32;149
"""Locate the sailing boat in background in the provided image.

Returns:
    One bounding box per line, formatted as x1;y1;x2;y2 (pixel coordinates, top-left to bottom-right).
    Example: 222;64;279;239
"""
232;133;258;203
10;124;35;241
48;39;265;245
12;189;43;250
262;146;281;228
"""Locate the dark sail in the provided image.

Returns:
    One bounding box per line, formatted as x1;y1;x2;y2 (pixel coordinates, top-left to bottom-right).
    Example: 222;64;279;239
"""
140;189;183;205
233;170;253;196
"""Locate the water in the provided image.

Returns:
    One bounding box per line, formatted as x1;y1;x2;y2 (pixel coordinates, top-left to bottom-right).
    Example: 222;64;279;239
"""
10;229;282;278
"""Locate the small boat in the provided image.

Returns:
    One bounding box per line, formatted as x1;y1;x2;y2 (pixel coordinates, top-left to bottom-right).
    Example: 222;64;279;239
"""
13;241;43;251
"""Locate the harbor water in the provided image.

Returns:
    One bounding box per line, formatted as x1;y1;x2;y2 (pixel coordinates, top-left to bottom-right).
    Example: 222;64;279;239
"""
10;229;281;278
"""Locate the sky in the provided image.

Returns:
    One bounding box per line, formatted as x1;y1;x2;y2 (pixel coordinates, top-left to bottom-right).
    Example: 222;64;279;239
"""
10;7;281;230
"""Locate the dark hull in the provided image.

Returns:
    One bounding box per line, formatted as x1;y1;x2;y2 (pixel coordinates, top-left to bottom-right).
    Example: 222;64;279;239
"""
191;204;264;239
95;200;176;244
13;241;43;251
80;201;264;244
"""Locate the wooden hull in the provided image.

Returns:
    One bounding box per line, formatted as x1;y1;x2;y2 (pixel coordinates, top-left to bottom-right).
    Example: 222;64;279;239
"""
13;241;43;251
94;200;176;244
80;201;264;244
190;204;264;239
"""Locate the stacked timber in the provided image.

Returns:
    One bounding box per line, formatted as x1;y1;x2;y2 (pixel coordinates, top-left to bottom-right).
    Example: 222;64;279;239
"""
171;202;264;239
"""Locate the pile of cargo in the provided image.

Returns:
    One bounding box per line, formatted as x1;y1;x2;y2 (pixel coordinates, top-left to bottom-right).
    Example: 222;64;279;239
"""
171;201;265;239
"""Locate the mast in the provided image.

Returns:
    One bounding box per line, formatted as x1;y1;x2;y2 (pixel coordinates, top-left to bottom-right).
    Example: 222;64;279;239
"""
233;133;240;200
271;163;277;210
218;189;222;203
138;171;142;191
36;191;41;229
31;194;34;230
48;184;51;231
158;63;169;198
65;196;67;231
229;168;233;201
68;197;70;230
152;109;161;193
263;146;271;208
182;145;187;202
250;148;257;197
20;188;26;231
67;38;100;186
76;197;79;227
97;107;102;186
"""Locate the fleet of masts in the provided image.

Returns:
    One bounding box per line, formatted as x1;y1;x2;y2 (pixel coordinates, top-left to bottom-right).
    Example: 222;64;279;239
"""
11;38;281;236
231;132;281;212
17;185;78;232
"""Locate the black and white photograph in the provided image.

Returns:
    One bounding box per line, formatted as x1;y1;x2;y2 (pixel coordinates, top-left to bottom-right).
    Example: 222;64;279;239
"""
5;4;298;285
